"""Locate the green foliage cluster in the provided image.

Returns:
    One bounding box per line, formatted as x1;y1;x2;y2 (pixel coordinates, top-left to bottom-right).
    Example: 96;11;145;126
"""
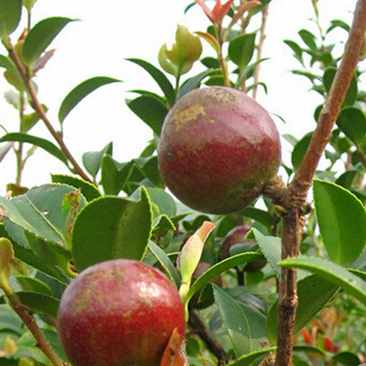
0;1;366;366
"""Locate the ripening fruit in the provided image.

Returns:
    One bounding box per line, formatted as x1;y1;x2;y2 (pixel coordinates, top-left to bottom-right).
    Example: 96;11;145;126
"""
57;259;186;366
158;86;281;214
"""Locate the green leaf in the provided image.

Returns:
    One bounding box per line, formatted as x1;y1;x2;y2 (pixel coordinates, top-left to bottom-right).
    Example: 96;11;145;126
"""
58;76;122;124
148;241;180;287
240;206;275;228
22;17;76;65
228;33;256;70
266;274;339;344
72;186;153;271
313;180;366;267
15;275;52;295
213;285;266;356
22;0;38;12
323;67;357;106
126;95;168;136
284;40;303;63
184;252;263;307
226;347;276;366
126;58;175;107
291;133;312;171
253;229;282;278
14;291;59;317
0;184;86;247
100;156;134;195
298;29;317;50
12;241;70;284
0;132;68;165
332;352;362;366
279;256;366;306
82;142;112;179
177;70;212;99
336;107;366;144
0;55;23;87
335;170;358;189
0;0;22;40
51;174;102;201
133;156;165;188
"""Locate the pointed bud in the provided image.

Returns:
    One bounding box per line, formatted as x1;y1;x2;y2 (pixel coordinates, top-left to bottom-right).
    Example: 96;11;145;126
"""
0;238;14;295
158;25;202;77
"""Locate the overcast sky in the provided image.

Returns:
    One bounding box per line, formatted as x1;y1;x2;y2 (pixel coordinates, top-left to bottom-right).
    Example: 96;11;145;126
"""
0;0;359;193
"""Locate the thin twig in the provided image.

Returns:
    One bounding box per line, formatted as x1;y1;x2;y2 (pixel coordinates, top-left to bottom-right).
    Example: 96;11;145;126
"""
274;1;366;366
7;293;64;366
7;46;92;183
188;309;231;365
252;4;269;99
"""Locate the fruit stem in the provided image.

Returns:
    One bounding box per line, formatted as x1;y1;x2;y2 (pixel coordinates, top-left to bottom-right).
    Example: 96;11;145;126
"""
272;1;366;365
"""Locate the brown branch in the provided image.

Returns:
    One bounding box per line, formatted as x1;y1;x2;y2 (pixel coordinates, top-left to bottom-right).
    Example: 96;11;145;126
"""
188;309;231;365
252;4;269;99
286;0;366;208
7;293;64;366
7;46;92;183
274;1;366;366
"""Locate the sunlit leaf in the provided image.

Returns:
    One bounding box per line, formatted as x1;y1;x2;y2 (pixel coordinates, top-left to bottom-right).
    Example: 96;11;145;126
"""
313;180;366;267
22;17;76;65
58;76;121;124
72;186;153;271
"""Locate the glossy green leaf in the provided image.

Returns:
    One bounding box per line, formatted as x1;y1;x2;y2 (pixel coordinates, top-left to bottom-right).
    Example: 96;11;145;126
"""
148;241;180;287
143;187;176;217
279;256;366;306
51;174;102;201
126;95;168;136
241;206;275;228
0;184;86;247
336;107;366;144
291;133;312;171
126;58;175;107
0;132;68;165
12;241;70;284
228;33;256;70
253;229;282;278
226;347;276;366
0;0;22;40
15;275;52;295
332;351;361;366
213;285;266;356
184;252;263;307
133;156;165;188
22;17;76;65
82;142;112;179
266;274;339;344
58;76;121;124
72;186;153;271
313;180;366;267
100;156;134;195
335;170;358;189
14;291;59;317
323;67;357;106
177;70;212;99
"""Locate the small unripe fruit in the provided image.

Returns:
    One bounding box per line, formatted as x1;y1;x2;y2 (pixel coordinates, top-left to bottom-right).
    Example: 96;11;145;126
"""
221;225;267;272
158;86;281;214
57;259;186;366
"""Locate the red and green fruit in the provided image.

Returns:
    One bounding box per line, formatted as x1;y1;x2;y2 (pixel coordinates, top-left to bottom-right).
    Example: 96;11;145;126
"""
158;86;281;214
57;259;186;366
221;225;267;272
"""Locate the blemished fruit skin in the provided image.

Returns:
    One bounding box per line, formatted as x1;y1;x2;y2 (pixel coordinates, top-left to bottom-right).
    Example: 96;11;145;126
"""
57;259;186;366
158;86;281;214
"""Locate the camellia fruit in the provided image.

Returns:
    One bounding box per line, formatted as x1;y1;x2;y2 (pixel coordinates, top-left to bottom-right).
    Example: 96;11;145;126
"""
57;259;186;366
158;86;281;214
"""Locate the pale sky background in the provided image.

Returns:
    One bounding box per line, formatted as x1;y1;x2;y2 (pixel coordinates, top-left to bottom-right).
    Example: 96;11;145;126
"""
0;0;360;194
